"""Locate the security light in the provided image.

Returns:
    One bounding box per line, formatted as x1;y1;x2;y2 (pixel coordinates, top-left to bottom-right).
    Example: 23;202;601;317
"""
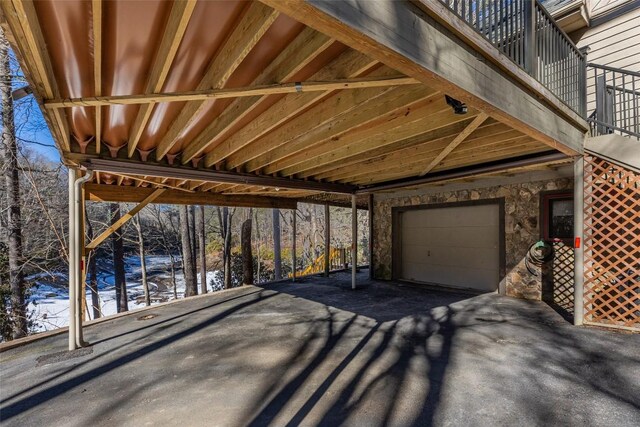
445;95;467;114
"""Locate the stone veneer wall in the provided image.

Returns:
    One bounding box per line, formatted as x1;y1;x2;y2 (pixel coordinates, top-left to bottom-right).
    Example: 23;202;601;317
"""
372;171;573;300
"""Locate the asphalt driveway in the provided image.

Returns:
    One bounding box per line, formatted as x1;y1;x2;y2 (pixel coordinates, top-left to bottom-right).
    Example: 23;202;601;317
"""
1;271;639;426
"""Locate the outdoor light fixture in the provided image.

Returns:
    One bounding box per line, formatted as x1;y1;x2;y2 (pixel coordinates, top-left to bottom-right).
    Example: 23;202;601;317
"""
445;95;467;114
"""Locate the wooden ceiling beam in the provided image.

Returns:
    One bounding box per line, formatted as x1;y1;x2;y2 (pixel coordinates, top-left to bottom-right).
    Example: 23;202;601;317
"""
248;85;437;174
232;67;407;172
193;27;336;166
313;121;481;181
419;113;489;176
355;151;569;194
214;49;379;170
127;0;196;157
350;138;544;185
85;184;298;209
81;158;356;194
304;118;494;180
92;0;102;154
154;2;279;161
44;76;419;108
275;95;467;177
2;0;71;151
337;131;533;182
259;0;584;155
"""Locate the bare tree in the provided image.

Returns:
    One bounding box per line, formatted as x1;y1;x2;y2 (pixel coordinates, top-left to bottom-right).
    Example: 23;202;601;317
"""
133;215;150;306
85;212;101;319
241;217;253;285
110;203;128;312
217;206;234;289
273;208;282;280
196;205;207;294
179;205;197;296
1;28;27;338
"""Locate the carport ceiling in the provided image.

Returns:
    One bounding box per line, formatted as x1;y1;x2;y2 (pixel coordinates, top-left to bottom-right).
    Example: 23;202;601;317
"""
1;0;551;203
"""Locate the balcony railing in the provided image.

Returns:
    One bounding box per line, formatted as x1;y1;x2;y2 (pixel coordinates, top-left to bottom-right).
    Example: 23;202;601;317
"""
438;0;586;116
587;64;640;140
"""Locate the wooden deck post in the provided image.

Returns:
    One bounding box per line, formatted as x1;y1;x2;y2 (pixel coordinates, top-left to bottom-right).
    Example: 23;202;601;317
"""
324;203;330;276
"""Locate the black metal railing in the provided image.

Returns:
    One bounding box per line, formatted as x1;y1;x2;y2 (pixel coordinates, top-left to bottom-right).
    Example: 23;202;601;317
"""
586;63;640;140
438;0;586;116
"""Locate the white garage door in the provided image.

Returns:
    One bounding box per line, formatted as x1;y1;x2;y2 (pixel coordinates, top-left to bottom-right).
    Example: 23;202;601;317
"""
399;204;500;292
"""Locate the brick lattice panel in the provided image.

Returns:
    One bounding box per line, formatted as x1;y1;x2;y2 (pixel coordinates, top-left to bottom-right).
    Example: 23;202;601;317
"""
583;155;640;329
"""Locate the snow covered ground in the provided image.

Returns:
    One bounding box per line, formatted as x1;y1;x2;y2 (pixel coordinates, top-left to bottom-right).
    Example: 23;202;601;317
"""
27;255;221;333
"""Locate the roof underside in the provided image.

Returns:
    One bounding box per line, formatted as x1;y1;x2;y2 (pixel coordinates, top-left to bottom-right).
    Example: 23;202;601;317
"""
1;0;556;206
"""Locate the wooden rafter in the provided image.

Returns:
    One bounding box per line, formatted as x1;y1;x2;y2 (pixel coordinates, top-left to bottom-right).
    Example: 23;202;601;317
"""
92;0;102;154
81;158;356;194
207;50;379;170
85;188;166;251
193;27;336;166
2;0;71;151
419;113;488;176
43;76;419;109
127;0;196;157
245;84;437;174
228;66;403;171
85;184;299;209
155;2;280;161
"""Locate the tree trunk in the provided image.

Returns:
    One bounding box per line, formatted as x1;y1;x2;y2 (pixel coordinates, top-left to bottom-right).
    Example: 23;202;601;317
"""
196;206;207;294
272;209;282;280
189;205;197;277
241;218;253;285
218;207;233;289
179;205;197;297
85;214;101;319
110;203;128;312
134;216;150;306
1;28;27;339
170;254;177;299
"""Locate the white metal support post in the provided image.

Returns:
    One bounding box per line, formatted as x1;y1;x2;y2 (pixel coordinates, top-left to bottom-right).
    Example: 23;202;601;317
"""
352;195;357;290
574;156;584;326
68;168;77;351
74;170;92;347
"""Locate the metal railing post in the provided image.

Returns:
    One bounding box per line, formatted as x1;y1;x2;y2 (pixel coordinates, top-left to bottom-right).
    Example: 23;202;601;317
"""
524;0;537;78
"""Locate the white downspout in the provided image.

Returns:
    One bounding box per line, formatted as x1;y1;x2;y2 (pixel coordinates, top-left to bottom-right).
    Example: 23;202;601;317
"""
74;169;93;348
68;168;77;351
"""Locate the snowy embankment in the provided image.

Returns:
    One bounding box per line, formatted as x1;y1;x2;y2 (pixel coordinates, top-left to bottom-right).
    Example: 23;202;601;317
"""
27;255;220;333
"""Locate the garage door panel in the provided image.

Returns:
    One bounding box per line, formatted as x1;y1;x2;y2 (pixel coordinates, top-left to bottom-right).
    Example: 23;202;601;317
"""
402;245;499;269
404;206;499;228
402;226;498;248
401;262;498;291
399;203;501;292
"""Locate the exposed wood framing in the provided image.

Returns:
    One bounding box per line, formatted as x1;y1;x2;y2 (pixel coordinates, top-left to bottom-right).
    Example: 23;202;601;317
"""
208;50;379;169
1;0;71;151
43;76;419;109
259;0;585;155
246;84;440;174
92;0;102;154
85;183;298;209
85;188;166;250
81;158;356;194
127;0;196;157
356;151;569;193
155;2;280;161
419;112;488;175
195;27;336;166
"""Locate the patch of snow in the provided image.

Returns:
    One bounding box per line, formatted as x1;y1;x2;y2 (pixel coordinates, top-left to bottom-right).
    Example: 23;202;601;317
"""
27;255;221;333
